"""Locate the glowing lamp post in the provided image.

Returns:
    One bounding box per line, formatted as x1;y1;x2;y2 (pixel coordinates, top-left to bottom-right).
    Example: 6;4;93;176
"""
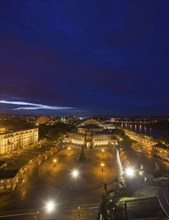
101;149;104;155
53;159;57;167
46;201;55;213
125;167;135;178
101;163;105;173
71;169;79;179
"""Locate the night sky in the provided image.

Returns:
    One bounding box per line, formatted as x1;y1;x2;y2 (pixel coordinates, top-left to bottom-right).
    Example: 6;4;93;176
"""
0;0;168;116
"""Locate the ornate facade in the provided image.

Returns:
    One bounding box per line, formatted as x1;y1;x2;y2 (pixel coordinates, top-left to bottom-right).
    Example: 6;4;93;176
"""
63;119;117;148
0;128;38;155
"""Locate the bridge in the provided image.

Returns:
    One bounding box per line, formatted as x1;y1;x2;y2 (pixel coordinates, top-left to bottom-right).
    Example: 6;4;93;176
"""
119;121;150;125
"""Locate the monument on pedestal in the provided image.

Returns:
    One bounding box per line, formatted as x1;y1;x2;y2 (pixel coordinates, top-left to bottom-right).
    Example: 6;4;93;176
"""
78;146;87;162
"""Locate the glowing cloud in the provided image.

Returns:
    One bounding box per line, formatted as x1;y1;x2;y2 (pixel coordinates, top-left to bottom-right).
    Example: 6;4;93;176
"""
0;100;74;111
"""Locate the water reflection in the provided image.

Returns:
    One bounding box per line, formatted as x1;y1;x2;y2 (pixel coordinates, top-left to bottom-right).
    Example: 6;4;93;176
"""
121;123;169;141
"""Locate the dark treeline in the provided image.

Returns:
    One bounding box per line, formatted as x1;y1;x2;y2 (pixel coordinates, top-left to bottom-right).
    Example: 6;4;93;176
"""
113;129;136;147
39;123;75;140
0;117;34;130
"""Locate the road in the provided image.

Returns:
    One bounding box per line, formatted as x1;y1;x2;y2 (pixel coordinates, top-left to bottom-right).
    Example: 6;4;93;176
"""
0;146;118;219
118;197;165;219
120;142;169;174
0;143;168;219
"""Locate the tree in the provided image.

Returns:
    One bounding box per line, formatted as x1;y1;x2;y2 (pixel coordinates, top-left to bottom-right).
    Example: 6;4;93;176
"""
39;123;75;140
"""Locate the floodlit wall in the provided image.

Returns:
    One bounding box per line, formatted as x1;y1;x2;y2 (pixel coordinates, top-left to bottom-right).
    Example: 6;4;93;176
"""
0;174;18;193
0;128;38;155
64;132;116;147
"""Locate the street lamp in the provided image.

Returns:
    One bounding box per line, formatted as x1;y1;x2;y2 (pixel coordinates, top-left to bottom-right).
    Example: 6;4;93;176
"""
125;166;135;177
101;149;104;155
53;159;57;167
71;169;79;178
46;201;55;213
101;162;105;172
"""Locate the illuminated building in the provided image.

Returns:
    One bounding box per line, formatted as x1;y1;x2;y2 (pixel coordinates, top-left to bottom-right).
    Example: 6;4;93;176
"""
153;142;169;162
0;170;18;193
63;119;117;148
0;128;38;155
0;127;6;134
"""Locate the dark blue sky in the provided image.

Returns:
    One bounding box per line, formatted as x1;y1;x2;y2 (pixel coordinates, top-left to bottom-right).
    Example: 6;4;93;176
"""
0;0;168;116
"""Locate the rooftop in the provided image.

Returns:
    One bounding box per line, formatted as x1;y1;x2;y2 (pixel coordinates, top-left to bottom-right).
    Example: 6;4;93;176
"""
0;170;18;179
78;125;102;129
153;142;169;150
0;161;6;167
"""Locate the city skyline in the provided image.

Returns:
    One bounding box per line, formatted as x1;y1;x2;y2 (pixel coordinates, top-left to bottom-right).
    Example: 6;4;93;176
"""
1;0;168;116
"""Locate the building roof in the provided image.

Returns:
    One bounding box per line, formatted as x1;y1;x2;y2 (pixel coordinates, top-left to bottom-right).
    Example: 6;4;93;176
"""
79;125;102;129
93;130;112;135
0;127;38;137
0;161;6;167
0;170;18;179
153;142;168;150
79;119;101;127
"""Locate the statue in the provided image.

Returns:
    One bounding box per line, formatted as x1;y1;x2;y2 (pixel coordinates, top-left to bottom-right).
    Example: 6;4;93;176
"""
78;146;87;162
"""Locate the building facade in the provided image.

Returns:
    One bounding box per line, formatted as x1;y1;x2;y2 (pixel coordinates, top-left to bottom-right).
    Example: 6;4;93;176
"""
0;170;18;193
63;119;117;148
153;142;169;163
0;128;38;155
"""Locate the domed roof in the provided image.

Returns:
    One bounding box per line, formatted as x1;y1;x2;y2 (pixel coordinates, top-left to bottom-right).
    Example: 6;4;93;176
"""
36;116;49;124
79;119;101;127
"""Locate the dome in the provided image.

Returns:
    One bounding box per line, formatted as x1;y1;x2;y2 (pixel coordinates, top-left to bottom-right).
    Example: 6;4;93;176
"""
36;116;49;125
79;119;101;127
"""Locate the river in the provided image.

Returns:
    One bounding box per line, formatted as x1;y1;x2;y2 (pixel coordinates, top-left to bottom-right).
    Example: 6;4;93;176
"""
121;123;169;142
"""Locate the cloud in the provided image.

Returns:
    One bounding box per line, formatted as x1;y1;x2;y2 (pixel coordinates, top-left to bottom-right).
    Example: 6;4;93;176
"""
0;100;74;111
